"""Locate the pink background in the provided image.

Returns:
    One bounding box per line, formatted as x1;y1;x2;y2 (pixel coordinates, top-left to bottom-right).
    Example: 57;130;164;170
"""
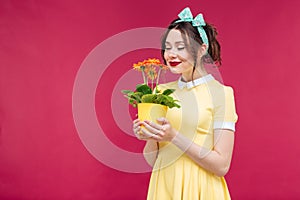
1;0;300;199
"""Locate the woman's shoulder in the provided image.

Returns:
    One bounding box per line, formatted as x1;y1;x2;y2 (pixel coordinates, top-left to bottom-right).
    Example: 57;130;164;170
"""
208;79;236;98
209;79;235;90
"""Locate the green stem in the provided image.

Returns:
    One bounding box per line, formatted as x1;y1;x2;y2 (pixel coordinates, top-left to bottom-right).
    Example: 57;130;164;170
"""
142;70;146;84
152;78;154;91
156;68;162;87
146;76;148;87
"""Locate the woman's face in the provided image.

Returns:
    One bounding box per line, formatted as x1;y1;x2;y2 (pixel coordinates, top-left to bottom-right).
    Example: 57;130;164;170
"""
164;29;195;80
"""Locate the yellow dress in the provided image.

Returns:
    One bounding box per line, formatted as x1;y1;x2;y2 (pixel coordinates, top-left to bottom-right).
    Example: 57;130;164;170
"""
147;74;238;200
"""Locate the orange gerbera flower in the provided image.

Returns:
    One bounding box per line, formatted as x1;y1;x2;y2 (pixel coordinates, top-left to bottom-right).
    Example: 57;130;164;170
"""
147;58;160;65
131;58;168;88
133;63;141;71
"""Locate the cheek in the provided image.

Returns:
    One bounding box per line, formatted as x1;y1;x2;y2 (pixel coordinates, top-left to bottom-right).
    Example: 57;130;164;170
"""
178;50;192;61
163;51;168;60
184;52;195;64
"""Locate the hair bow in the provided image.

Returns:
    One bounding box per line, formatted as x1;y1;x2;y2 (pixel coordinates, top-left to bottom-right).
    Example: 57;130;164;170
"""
175;7;209;49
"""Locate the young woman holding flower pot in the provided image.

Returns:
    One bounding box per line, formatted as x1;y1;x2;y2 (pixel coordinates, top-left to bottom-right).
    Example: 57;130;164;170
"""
133;7;238;200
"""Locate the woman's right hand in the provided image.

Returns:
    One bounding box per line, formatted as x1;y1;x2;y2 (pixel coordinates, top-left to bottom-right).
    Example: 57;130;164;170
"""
133;119;153;140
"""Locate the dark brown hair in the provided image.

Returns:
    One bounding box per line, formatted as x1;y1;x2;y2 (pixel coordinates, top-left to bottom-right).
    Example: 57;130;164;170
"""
161;19;222;68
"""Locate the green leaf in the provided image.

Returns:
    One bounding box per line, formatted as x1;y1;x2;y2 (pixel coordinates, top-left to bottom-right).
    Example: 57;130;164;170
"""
162;89;175;96
136;84;152;95
141;94;156;103
121;90;134;95
174;102;181;108
154;87;160;94
122;85;181;109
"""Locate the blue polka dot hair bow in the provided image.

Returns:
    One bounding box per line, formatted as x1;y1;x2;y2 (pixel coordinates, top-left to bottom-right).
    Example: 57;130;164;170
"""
175;7;209;49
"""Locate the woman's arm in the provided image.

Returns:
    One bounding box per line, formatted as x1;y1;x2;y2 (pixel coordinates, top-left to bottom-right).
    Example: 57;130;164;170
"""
172;129;234;177
142;119;235;177
143;140;159;167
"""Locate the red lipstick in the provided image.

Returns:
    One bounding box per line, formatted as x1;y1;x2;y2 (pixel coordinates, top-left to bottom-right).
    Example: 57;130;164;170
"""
169;61;181;67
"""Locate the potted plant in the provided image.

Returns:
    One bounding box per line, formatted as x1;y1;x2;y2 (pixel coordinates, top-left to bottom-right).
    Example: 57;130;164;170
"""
122;58;180;123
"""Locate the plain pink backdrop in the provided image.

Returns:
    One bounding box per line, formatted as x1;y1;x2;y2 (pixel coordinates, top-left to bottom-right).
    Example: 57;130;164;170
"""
1;0;300;199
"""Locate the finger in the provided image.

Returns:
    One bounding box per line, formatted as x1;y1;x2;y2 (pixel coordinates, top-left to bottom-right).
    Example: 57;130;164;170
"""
133;120;143;129
140;127;159;140
156;117;168;125
136;128;159;141
133;118;140;124
142;123;162;139
134;129;146;140
144;121;165;135
134;125;150;137
136;133;147;140
144;120;161;130
137;134;152;140
133;126;141;134
133;120;144;137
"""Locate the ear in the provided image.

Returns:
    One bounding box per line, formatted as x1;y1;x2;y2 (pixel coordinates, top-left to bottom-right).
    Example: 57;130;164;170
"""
198;43;208;57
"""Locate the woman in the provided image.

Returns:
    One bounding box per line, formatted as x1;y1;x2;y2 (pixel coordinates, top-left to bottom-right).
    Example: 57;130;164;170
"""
133;7;238;200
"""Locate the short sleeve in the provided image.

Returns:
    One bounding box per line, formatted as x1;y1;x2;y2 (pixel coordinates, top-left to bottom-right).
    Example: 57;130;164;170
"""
213;86;238;132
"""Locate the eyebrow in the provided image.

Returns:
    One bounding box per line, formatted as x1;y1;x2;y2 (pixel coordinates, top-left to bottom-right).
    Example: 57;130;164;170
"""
165;41;185;45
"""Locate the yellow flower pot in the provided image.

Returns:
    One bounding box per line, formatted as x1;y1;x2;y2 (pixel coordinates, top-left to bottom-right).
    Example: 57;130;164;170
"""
138;103;168;123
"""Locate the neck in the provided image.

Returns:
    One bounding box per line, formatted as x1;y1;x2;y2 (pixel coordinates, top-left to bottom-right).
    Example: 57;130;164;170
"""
181;68;208;82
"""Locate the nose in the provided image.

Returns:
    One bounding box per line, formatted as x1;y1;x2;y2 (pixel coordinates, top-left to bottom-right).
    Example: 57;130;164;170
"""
166;49;177;59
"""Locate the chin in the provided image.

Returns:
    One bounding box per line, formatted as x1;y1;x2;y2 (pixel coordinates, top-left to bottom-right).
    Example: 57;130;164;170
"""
169;68;182;74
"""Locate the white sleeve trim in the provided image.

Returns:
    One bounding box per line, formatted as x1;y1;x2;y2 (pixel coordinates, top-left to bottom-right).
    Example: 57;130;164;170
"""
214;121;236;132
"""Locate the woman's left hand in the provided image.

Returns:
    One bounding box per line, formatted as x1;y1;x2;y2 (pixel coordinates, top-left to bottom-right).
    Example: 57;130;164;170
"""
141;118;178;142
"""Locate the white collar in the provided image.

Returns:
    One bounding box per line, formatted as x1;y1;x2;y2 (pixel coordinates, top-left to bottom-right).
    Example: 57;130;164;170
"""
178;74;214;89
